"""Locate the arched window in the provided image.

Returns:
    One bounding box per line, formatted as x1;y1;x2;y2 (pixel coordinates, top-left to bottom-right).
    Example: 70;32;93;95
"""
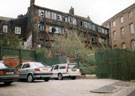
121;42;126;49
114;45;118;49
131;40;135;50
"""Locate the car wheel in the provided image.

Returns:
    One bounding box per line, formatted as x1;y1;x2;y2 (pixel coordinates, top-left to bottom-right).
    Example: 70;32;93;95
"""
71;76;76;80
44;78;50;82
4;81;13;85
27;74;34;82
58;73;63;80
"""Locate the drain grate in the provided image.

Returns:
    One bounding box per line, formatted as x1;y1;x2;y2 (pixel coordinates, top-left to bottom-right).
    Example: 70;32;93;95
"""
90;85;119;93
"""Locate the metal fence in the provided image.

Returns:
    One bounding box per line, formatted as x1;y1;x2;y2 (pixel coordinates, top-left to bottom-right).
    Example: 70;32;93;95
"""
0;47;35;63
95;49;135;80
35;48;67;66
0;47;66;66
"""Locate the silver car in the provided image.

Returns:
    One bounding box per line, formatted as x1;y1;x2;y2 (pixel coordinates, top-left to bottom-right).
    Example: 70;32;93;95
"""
17;62;52;82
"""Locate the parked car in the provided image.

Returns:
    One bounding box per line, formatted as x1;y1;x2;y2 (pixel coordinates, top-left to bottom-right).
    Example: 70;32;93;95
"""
16;62;52;82
0;61;19;85
51;63;81;80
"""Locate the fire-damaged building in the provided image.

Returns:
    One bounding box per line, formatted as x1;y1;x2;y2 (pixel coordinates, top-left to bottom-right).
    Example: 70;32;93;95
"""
0;0;109;50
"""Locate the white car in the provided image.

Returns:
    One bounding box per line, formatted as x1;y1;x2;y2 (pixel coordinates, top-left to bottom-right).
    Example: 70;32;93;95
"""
17;62;52;82
51;63;81;80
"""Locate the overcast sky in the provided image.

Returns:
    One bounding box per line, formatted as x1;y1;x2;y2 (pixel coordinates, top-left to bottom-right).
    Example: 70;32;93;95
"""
0;0;135;25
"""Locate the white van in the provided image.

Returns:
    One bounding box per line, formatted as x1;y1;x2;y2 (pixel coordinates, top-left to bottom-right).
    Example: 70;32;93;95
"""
51;63;81;80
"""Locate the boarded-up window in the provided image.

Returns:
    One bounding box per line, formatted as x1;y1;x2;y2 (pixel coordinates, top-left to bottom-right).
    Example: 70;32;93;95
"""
15;27;21;34
68;17;72;24
73;18;77;25
98;27;102;32
92;24;96;31
84;22;88;28
3;25;8;33
88;23;92;29
52;12;57;20
45;11;51;19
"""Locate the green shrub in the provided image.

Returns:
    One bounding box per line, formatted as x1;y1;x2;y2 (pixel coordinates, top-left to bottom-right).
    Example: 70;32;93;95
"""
80;67;96;75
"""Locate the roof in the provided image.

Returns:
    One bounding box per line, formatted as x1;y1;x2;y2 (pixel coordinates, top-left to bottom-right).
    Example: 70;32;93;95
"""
34;5;94;23
0;16;13;21
102;3;135;24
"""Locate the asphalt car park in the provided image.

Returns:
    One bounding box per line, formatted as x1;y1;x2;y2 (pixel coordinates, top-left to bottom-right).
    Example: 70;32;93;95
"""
0;79;135;96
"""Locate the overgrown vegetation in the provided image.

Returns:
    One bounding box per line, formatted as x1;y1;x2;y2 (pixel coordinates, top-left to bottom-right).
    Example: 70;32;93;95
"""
0;32;22;48
52;31;95;66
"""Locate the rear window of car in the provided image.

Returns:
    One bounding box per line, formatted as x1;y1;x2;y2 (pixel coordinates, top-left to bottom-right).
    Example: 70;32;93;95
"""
68;64;78;69
16;64;22;69
34;63;45;67
0;62;7;69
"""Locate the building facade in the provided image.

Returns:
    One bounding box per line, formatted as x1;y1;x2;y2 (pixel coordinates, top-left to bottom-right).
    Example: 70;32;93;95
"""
103;3;135;49
0;0;109;50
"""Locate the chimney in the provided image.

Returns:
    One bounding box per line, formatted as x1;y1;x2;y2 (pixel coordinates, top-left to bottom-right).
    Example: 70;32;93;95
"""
87;16;90;20
30;0;35;6
87;16;92;22
69;6;74;15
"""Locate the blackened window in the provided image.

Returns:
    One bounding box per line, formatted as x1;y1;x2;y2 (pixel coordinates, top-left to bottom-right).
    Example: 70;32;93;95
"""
80;21;83;27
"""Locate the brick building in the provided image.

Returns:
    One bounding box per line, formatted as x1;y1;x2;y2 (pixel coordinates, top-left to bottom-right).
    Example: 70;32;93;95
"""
0;0;109;50
103;3;135;49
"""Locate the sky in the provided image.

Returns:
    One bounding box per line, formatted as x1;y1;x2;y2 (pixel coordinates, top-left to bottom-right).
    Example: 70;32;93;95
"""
0;0;135;25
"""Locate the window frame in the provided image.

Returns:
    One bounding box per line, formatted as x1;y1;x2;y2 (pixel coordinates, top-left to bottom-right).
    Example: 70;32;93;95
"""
3;25;8;33
120;16;124;23
129;11;133;19
15;27;21;34
129;23;134;35
131;40;135;50
121;42;126;49
121;27;125;39
112;21;116;27
39;9;45;17
113;31;116;41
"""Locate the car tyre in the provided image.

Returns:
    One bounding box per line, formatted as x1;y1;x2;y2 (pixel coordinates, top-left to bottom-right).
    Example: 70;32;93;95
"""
58;73;63;80
4;81;13;85
27;74;34;82
71;76;76;80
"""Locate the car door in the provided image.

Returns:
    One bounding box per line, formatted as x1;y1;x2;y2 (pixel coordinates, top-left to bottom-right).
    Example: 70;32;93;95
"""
52;65;59;78
19;63;31;79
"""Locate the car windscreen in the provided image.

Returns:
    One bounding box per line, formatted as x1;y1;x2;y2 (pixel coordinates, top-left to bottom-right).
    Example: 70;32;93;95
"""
34;63;45;68
0;63;8;69
68;64;78;69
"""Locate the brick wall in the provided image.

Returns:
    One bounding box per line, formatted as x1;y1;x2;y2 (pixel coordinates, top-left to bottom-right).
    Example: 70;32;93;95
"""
3;58;35;68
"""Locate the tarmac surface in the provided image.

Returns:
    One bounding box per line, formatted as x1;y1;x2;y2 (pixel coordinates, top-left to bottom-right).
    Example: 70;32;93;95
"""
0;79;135;96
